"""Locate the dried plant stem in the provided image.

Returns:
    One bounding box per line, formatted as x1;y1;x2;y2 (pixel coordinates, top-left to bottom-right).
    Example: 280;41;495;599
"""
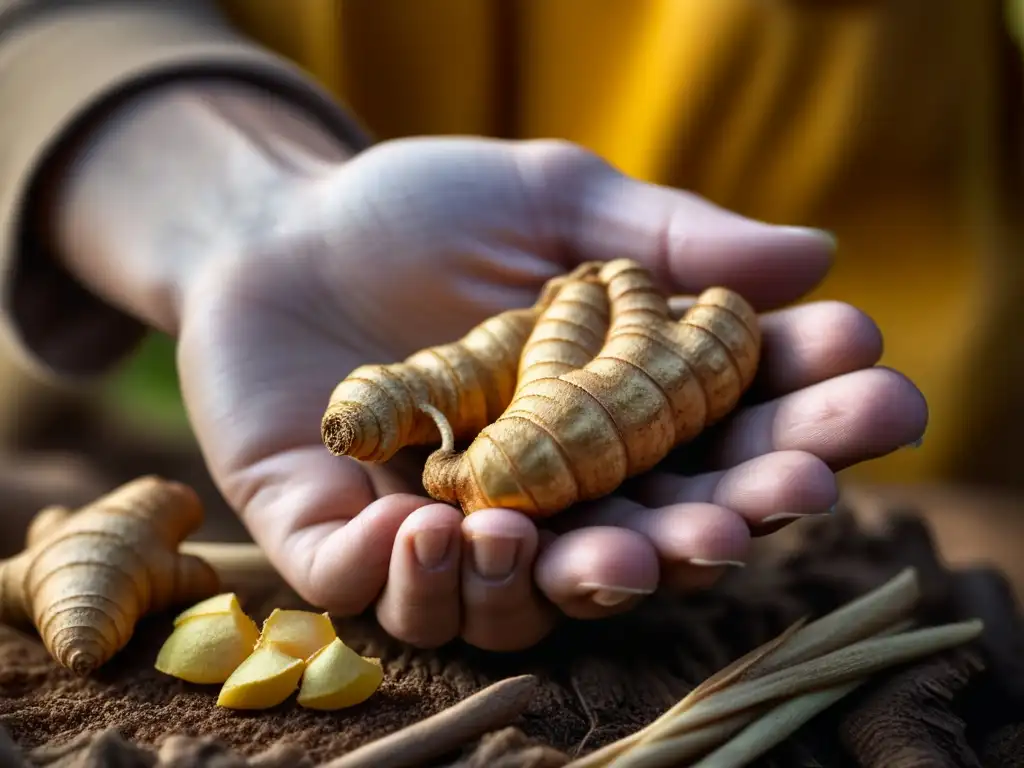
321;675;537;768
567;568;921;768
622;619;983;760
609;621;913;768
689;681;862;768
759;567;920;673
179;542;276;592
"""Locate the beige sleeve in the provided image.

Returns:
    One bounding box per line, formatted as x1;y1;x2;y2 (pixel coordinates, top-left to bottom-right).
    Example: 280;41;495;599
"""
0;0;370;383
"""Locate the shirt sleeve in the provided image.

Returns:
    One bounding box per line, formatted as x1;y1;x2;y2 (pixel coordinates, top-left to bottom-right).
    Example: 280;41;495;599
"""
0;0;370;383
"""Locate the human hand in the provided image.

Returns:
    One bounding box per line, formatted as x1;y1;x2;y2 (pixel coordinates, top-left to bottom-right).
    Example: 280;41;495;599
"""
174;137;927;650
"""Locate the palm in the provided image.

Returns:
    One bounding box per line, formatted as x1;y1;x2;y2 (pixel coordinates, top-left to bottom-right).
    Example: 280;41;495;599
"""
175;138;927;651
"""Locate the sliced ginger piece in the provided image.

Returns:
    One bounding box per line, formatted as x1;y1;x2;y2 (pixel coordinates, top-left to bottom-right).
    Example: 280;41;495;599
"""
297;637;384;710
217;644;305;709
155;608;260;684
172;592;243;626
257;608;336;660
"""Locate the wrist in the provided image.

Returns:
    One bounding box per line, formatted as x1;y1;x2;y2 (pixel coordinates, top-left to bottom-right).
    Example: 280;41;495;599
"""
39;81;356;335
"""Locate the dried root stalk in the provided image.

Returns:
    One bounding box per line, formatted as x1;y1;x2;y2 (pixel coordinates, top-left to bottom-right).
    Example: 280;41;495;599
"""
323;675;538;768
321;264;602;463
422;258;761;516
0;477;220;675
565;568;985;768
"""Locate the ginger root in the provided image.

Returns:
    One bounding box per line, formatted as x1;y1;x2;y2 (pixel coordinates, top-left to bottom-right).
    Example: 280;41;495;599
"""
320;263;600;463
0;476;220;675
256;608;336;660
421;259;761;516
157;601;384;711
515;264;609;390
296;637;384;710
217;644;306;710
154;592;259;684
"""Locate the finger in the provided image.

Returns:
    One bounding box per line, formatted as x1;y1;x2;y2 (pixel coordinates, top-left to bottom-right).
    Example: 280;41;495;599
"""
533;526;660;620
627;451;838;527
750;302;884;399
178;296;429;617
546;498;751;594
522;141;836;310
375;504;464;648
709;367;928;470
459;509;556;651
246;454;430;614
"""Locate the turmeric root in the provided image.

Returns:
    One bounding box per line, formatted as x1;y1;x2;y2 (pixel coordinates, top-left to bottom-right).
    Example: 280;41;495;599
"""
320;263;600;463
0;476;220;675
515;265;609;389
421;259;761;516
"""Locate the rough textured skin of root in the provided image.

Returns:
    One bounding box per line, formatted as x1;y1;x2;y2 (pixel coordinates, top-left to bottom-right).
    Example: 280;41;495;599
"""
320;263;601;463
0;476;220;675
421;259;761;517
516;266;609;389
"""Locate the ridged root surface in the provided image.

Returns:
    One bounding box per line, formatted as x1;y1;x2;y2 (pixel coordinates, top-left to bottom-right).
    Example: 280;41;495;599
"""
0;476;220;675
421;259;762;517
320;263;601;463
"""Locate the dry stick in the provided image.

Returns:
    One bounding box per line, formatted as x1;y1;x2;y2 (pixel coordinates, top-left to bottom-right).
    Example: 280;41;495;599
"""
566;568;921;768
610;621;914;768
320;675;538;768
690;681;862;768
628;620;983;751
564;621;806;768
178;542;278;592
756;567;920;674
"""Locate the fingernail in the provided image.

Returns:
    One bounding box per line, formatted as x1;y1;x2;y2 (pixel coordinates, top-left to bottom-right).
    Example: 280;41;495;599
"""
470;535;519;581
413;528;452;570
779;226;837;250
906;435;924;449
761;505;835;523
688;558;746;568
579;583;655;608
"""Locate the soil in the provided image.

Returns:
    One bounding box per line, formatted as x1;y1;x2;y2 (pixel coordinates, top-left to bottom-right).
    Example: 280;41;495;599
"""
2;504;1024;767
1;410;1023;766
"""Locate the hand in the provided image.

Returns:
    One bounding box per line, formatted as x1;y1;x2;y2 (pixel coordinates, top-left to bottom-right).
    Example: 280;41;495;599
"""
174;137;927;650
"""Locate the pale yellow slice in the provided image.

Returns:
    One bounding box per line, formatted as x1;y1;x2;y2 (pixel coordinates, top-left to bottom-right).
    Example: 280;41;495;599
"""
172;592;244;626
297;637;384;710
257;608;337;660
217;645;306;709
154;610;260;684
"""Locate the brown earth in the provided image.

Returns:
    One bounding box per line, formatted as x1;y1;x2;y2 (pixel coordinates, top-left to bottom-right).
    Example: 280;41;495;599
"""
1;505;1023;767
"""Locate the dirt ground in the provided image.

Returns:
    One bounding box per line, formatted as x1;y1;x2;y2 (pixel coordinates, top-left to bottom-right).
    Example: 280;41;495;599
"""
3;396;1024;765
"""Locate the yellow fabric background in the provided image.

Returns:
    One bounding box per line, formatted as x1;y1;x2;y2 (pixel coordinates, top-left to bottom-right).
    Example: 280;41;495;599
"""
216;0;1024;487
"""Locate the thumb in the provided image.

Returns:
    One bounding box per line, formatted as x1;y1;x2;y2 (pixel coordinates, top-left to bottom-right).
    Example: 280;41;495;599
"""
517;140;836;310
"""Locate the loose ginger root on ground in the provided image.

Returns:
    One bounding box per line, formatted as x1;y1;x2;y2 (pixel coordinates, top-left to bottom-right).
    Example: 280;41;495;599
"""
156;602;383;711
0;476;220;675
422;258;761;516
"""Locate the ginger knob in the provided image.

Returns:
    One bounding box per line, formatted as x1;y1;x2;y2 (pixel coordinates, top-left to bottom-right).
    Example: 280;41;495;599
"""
320;262;600;463
421;259;762;517
0;476;220;675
